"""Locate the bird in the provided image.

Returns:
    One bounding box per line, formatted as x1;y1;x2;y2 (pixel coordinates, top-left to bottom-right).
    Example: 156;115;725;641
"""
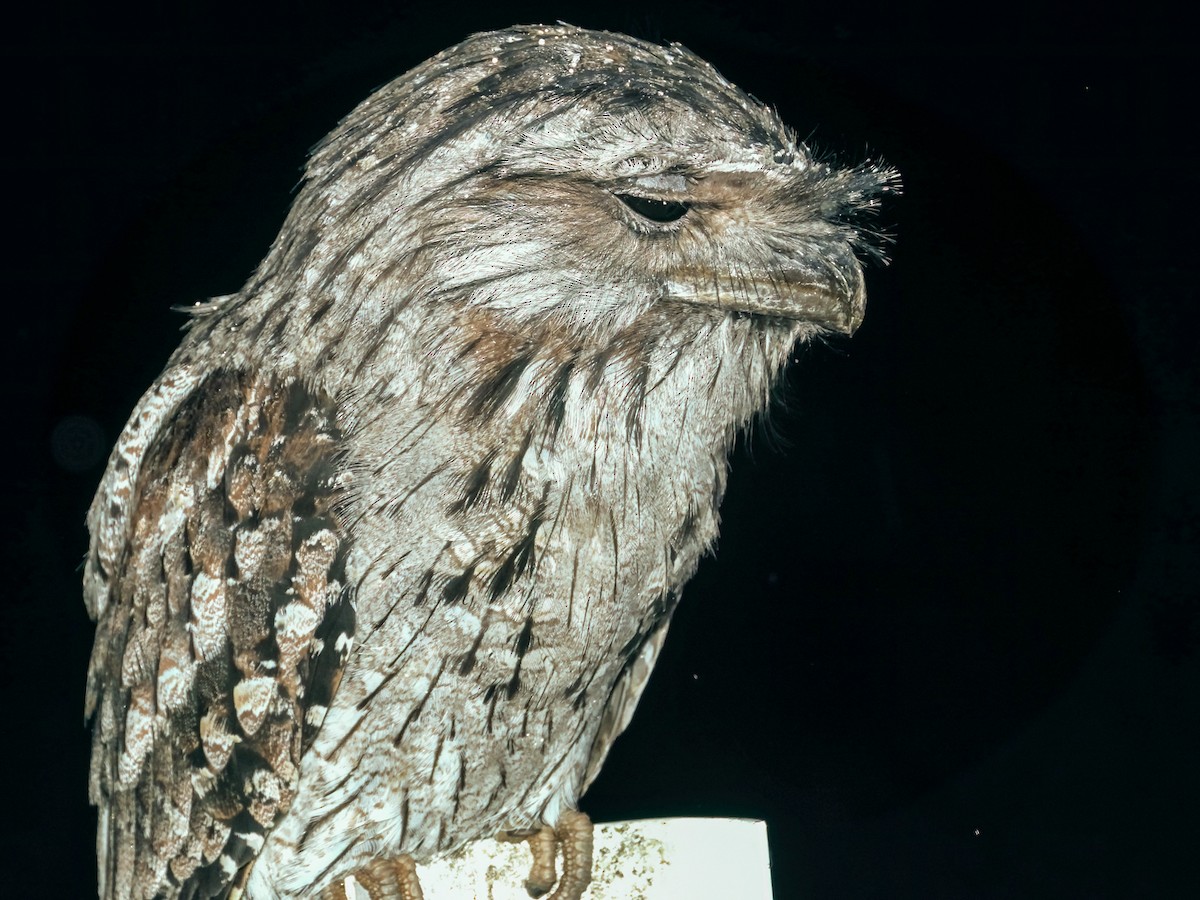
83;23;896;900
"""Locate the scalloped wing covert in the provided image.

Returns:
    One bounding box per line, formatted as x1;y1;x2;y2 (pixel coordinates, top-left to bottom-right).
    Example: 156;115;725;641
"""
85;371;355;899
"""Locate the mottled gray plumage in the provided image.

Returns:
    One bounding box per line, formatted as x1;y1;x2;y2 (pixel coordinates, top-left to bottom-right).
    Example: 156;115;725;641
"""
84;24;896;899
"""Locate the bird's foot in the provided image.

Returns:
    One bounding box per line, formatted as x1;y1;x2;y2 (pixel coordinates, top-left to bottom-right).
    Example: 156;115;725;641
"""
323;810;592;900
320;855;424;900
501;809;593;900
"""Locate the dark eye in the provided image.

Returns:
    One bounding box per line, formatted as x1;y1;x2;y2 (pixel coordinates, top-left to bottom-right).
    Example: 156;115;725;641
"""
615;194;691;223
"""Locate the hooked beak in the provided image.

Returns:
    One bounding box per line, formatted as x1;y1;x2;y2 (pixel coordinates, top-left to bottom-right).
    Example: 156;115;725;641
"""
664;242;867;334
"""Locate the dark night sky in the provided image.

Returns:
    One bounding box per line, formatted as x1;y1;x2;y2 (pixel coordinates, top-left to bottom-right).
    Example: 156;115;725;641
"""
4;1;1196;897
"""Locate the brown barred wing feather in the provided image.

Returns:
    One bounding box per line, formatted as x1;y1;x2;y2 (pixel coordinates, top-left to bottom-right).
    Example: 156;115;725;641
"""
85;371;354;900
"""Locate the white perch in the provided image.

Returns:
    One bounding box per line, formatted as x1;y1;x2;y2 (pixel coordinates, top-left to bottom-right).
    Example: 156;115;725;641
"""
340;818;773;899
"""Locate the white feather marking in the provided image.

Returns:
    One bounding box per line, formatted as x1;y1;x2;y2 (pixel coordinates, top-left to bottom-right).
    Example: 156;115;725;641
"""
200;708;240;771
235;830;265;853
118;684;155;787
233;676;276;736
275;601;321;672
188;572;228;660
234;527;268;579
156;654;196;713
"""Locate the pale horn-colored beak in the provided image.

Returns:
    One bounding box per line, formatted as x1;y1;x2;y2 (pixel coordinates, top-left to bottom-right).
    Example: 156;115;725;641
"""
665;242;867;334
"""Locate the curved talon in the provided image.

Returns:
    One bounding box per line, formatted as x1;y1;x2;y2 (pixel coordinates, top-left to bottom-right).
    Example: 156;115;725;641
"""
504;810;594;900
523;825;559;897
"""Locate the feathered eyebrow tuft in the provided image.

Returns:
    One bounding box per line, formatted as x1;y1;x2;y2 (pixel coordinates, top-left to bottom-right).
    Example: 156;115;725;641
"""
632;173;688;193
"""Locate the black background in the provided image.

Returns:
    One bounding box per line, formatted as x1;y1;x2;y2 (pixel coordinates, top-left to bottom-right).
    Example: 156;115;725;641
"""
5;1;1196;897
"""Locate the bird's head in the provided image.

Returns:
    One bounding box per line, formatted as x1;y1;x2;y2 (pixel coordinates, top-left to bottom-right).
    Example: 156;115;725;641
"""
244;24;896;370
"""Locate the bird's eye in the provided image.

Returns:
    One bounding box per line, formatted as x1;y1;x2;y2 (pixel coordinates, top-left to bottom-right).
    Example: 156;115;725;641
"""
615;194;691;223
